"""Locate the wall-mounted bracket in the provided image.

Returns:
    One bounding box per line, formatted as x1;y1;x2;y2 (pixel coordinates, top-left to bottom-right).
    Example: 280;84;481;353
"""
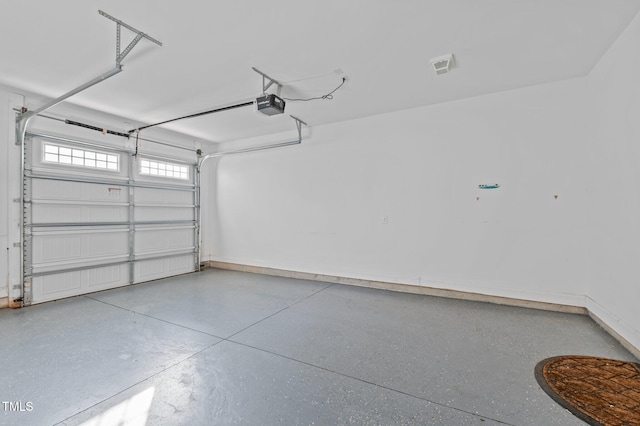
252;67;282;97
99;10;163;66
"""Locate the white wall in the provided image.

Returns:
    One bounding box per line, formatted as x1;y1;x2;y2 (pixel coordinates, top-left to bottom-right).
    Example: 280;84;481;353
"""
207;16;640;352
208;77;595;307
199;156;220;262
585;12;640;351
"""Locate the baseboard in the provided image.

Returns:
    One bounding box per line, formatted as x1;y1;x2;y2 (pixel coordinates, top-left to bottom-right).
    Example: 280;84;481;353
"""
586;298;640;360
206;261;587;315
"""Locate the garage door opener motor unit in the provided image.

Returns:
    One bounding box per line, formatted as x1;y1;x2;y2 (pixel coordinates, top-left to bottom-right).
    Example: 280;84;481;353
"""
256;94;285;115
252;67;285;115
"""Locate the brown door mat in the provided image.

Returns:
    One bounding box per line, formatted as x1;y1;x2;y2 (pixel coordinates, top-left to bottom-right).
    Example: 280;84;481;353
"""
535;355;640;426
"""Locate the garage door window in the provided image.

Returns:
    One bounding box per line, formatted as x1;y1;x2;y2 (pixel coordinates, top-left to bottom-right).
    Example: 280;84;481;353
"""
43;143;119;171
140;159;189;180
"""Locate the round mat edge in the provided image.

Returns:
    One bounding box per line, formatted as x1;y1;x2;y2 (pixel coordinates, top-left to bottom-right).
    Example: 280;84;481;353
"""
534;356;605;426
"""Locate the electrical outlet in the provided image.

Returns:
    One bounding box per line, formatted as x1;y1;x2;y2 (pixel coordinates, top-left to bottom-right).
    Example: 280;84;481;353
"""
383;216;389;225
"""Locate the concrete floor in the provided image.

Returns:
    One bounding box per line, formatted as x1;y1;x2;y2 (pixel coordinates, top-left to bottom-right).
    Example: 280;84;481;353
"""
0;269;636;425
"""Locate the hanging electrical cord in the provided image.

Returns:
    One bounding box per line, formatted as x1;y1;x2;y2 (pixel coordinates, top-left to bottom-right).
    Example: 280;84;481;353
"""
282;77;347;102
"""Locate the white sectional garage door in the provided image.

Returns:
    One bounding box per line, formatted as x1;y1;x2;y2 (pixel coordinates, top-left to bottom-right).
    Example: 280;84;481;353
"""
23;133;199;305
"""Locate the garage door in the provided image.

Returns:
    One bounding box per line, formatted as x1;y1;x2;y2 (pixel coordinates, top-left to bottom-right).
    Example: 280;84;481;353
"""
22;132;199;305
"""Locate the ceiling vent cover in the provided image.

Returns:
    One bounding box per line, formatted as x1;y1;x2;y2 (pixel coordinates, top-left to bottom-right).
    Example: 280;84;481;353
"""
430;53;454;75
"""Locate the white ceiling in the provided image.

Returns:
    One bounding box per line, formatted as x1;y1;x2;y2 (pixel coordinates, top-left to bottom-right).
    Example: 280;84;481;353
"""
2;0;639;144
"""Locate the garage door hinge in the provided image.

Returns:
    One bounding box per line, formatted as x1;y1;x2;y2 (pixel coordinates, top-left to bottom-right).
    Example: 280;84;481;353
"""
13;242;21;248
13;198;20;203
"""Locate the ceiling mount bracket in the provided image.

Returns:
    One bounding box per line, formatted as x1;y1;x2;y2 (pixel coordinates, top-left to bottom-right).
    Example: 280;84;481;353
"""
99;10;163;66
198;115;309;170
16;10;162;130
252;67;282;97
290;115;308;144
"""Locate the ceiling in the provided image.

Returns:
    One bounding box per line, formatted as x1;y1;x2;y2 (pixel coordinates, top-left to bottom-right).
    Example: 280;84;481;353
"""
2;0;639;144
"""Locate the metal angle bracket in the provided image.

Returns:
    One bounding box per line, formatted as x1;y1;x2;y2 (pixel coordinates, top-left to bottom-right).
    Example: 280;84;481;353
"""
15;10;163;143
252;67;282;97
99;10;163;66
290;115;308;143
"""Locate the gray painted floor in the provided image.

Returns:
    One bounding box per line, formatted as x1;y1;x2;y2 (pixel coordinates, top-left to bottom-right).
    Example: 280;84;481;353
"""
0;269;636;425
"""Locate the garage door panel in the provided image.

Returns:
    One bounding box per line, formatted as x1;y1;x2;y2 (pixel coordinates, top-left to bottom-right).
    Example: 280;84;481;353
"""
86;264;129;288
24;135;198;305
135;207;194;222
32;205;129;224
135;228;194;253
166;254;195;272
32;264;130;303
33;271;82;299
33;231;128;265
31;256;130;275
135;254;195;283
86;206;129;223
32;180;128;203
134;187;193;205
34;234;82;262
32;179;83;201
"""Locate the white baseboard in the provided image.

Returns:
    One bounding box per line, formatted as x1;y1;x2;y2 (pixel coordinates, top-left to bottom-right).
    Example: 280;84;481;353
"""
207;261;587;315
586;297;640;360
